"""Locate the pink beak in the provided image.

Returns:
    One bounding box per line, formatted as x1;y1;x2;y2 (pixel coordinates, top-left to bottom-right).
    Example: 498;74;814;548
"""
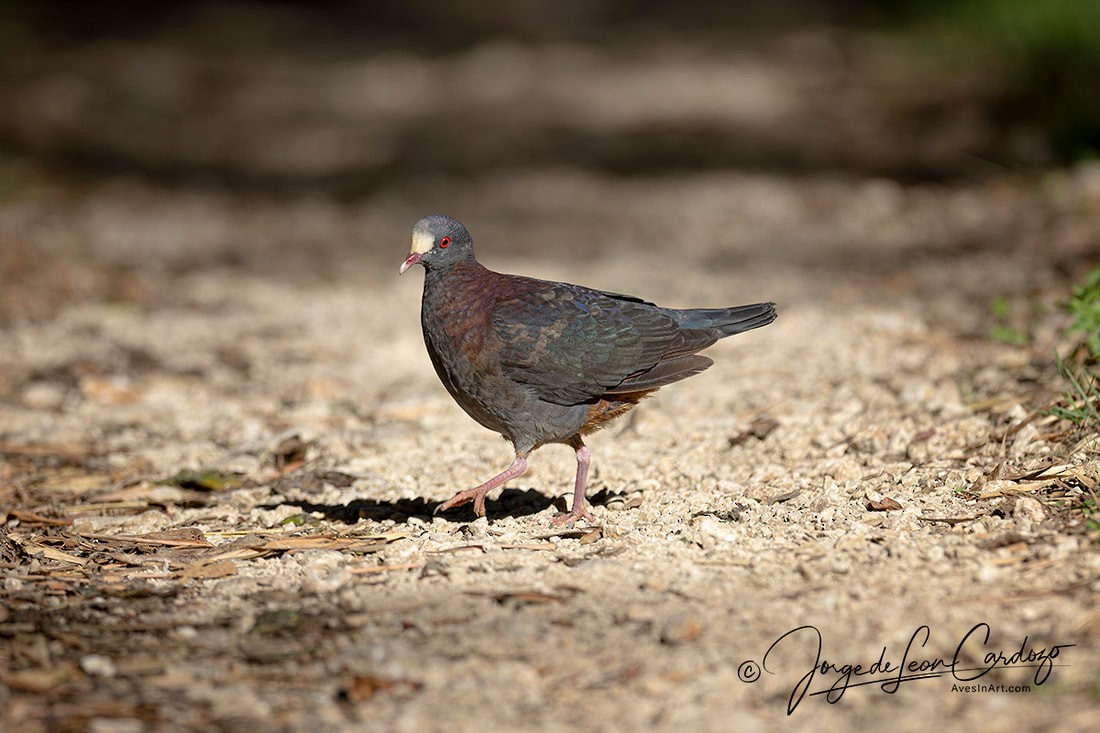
399;252;422;274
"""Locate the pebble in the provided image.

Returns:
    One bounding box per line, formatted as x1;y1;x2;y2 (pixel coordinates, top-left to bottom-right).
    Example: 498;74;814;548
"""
1013;496;1046;529
80;654;117;678
21;381;67;410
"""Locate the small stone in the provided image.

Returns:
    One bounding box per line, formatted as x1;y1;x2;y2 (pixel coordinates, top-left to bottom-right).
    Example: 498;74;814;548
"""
691;515;741;549
1013;496;1046;532
302;566;352;595
80;654;117;678
89;719;144;733
22;381;68;410
975;564;1001;583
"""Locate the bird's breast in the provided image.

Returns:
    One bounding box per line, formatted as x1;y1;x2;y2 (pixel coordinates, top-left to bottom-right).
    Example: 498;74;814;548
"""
419;267;518;431
422;268;500;364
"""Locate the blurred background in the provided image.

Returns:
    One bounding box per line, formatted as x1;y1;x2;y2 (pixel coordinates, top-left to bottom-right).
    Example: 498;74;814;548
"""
3;0;1099;173
3;0;1099;182
3;7;1100;730
0;0;1098;325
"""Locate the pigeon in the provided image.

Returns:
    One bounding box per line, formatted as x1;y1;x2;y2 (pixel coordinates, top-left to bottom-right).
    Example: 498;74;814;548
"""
400;214;776;525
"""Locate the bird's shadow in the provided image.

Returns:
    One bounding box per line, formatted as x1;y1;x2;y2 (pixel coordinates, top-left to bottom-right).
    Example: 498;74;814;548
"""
262;488;558;525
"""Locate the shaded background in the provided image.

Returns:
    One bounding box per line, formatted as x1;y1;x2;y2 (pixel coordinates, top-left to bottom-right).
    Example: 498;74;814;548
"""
2;0;1097;184
2;0;1098;326
2;0;1096;187
2;3;1100;733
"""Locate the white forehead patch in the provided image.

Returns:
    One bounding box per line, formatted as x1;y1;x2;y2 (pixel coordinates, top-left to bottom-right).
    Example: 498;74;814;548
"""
410;228;435;255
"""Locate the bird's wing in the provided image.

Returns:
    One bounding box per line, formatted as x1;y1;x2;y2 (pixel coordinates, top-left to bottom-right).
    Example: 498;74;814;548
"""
491;279;715;405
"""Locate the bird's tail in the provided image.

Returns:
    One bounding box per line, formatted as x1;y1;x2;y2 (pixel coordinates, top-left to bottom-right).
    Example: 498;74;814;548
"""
673;302;777;337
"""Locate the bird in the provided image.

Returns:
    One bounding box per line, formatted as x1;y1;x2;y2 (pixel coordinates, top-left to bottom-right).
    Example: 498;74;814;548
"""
400;214;776;525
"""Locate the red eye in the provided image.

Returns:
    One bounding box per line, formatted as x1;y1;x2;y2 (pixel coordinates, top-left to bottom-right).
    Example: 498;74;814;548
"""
439;236;451;249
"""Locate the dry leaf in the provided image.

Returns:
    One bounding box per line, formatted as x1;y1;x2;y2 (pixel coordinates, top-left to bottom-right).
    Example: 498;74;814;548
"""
865;495;902;511
36;470;114;494
8;534;87;566
343;674;421;702
139;528;208;542
978;479;1049;499
910;428;935;443
728;416;779;447
34;545;88;566
180;559;237;580
578;527;603;544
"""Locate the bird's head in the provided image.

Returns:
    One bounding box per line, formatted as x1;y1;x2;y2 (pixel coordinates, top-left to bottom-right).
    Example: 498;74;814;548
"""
400;214;475;274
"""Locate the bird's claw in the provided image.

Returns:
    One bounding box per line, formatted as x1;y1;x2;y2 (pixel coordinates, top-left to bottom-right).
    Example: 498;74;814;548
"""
551;506;596;527
434;489;489;517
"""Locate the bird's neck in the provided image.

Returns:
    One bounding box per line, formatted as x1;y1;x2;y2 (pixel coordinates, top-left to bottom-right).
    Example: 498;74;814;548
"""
424;258;490;288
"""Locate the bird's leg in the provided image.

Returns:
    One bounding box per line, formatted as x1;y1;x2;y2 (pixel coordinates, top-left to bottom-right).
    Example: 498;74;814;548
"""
552;441;596;526
434;454;528;518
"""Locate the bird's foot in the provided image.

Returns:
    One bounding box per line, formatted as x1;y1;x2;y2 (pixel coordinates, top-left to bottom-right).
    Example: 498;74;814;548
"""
434;488;491;517
551;442;595;527
433;455;529;519
551;505;596;527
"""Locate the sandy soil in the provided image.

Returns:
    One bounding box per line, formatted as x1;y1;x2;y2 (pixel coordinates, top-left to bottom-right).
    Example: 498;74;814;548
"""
1;9;1099;733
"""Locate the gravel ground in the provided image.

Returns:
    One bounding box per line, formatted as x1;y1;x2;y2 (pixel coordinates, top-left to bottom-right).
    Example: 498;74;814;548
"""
3;167;1099;732
1;7;1099;732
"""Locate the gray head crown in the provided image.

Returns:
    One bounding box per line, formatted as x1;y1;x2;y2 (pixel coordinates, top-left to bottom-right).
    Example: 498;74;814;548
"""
402;214;476;272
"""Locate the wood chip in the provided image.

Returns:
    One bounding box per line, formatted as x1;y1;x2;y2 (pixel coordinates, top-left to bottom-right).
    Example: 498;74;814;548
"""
61;501;150;514
76;532;213;548
429;542;557;554
5;508;70;526
917;515;983;526
978;479;1049;499
0;442;101;463
347;562;422;574
534;526;604;541
489;591;566;605
767;489;801;504
257;536;389;552
35;470;114;494
2;667;73;693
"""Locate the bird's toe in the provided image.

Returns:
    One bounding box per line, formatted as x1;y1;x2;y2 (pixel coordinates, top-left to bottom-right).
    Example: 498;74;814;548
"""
550;507;597;527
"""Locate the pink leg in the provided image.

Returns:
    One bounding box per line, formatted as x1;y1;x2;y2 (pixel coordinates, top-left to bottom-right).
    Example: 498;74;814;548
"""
435;455;528;517
551;443;597;526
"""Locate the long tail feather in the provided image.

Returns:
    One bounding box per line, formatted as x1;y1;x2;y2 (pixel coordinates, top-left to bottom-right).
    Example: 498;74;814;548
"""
673;302;777;336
